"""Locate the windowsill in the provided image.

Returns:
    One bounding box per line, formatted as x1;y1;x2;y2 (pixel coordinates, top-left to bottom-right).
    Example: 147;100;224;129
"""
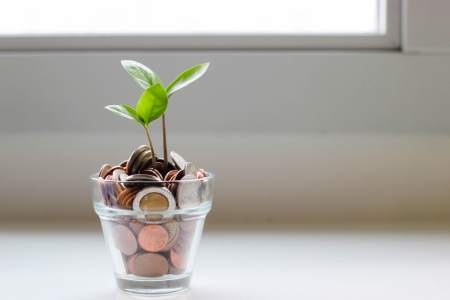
2;221;450;299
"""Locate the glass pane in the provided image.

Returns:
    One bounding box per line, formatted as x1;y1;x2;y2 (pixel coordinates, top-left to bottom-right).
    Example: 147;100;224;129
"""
0;0;381;35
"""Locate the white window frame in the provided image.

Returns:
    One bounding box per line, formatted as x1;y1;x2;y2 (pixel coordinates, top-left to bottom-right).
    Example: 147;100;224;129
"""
0;0;400;51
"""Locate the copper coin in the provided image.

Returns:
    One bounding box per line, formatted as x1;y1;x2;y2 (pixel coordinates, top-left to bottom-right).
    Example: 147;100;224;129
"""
170;249;188;269
156;157;177;171
141;167;163;180
175;170;185;180
117;187;140;208
169;263;185;275
103;165;126;178
177;236;192;248
138;225;169;252
127;253;142;275
129;220;145;235
197;169;206;177
174;242;190;254
122;253;130;274
119;160;128;168
130;253;169;277
164;170;178;181
99;164;112;179
112;224;138;256
126;145;150;175
153;162;167;176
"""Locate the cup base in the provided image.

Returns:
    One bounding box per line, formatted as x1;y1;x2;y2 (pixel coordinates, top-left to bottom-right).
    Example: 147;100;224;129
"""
115;273;192;295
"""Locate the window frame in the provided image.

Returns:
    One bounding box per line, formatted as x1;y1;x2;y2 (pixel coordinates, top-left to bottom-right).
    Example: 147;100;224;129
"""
0;0;400;51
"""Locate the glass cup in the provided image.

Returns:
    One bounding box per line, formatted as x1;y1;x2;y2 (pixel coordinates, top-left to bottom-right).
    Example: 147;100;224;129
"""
90;172;215;295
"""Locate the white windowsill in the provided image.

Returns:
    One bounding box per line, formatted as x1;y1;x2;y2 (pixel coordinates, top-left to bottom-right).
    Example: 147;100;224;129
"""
2;222;450;299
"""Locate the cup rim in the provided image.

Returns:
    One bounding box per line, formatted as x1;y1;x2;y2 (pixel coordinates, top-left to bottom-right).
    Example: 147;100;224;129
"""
90;172;215;184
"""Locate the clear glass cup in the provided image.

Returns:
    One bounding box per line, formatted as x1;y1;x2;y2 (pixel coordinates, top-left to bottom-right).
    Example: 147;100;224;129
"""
90;173;215;295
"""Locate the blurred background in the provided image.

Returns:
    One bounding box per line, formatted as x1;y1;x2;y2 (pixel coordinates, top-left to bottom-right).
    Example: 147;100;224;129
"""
1;0;449;224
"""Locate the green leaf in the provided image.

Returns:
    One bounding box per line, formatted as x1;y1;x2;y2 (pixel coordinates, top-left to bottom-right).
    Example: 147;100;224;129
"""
136;83;168;125
166;63;209;98
105;105;144;125
121;60;163;90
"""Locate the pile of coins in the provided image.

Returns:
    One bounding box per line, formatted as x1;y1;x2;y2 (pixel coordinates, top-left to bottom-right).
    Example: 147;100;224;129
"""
97;145;209;277
98;145;207;211
112;217;197;277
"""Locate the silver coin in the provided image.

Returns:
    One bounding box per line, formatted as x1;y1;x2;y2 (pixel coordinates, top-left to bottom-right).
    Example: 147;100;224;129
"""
162;220;180;250
184;162;196;176
177;174;202;209
133;187;176;224
170;151;187;170
112;169;128;181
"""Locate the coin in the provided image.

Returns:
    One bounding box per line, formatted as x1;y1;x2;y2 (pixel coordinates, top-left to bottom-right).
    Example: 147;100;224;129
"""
99;164;112;179
133;187;176;223
197;169;206;177
170;249;188;269
103;165;126;178
129;220;145;235
112;169;128;181
170;151;187;170
129;253;169;277
177;174;202;209
177;236;192;248
179;227;194;241
131;149;153;174
117;187;140;208
124;174;162;188
127;253;141;275
169;263;185;275
141;167;163;180
133;187;176;212
174;242;190;254
184;162;196;176
122;253;130;274
138;225;169;252
161;220;180;251
156;157;177;172
179;220;197;232
164;170;178;181
112;224;138;256
126;145;150;175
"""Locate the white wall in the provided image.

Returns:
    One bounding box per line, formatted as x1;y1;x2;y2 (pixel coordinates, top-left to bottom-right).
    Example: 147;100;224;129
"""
1;51;450;223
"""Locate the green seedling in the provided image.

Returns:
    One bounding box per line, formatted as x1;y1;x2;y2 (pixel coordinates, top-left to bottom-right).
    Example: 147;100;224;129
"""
105;60;209;172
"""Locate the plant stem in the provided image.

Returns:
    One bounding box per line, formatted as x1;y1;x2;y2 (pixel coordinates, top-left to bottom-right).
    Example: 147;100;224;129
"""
144;125;157;168
162;113;168;173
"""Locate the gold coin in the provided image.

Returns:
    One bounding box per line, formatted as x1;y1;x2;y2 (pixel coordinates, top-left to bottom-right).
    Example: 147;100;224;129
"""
139;193;169;212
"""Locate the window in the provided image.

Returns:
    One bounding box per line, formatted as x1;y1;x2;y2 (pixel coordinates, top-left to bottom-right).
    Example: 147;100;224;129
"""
0;0;400;50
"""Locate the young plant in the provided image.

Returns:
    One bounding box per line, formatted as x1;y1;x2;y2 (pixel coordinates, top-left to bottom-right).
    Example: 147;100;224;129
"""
105;83;168;168
120;60;209;172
